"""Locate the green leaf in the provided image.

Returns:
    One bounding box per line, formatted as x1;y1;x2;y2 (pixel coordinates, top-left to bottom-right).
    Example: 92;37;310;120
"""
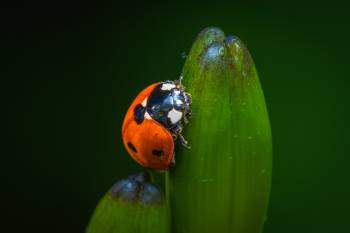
86;172;170;233
167;27;272;233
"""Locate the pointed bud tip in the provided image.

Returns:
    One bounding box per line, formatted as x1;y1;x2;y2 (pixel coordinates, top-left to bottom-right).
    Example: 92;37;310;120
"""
195;27;225;48
139;183;163;205
111;179;139;201
224;34;246;51
224;35;239;43
224;35;255;78
196;31;253;73
127;171;150;183
201;42;225;63
198;27;225;39
110;171;163;205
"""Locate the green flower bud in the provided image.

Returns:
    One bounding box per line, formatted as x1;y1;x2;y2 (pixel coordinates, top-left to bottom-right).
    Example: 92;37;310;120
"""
167;27;272;233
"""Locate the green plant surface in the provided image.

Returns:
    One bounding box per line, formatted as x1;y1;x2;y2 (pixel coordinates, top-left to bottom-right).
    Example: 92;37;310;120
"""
167;27;272;233
86;172;170;233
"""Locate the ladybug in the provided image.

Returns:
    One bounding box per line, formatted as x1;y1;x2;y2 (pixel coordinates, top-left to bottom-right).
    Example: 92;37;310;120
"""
122;77;192;170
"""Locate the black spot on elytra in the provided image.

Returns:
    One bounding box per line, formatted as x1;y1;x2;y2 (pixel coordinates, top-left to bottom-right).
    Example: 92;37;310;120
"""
134;104;146;124
127;142;137;153
152;149;163;157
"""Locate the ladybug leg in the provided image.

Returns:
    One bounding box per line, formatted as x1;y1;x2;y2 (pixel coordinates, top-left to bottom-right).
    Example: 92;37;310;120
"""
183;107;192;124
170;124;190;149
183;93;192;124
178;132;190;149
185;92;192;104
183;114;190;124
181;96;192;125
171;123;182;135
176;125;191;148
172;132;178;140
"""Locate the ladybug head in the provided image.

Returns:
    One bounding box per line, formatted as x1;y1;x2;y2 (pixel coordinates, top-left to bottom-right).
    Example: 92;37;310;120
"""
146;81;191;129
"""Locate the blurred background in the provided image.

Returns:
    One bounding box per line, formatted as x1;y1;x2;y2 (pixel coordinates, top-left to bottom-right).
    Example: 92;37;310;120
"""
3;2;349;233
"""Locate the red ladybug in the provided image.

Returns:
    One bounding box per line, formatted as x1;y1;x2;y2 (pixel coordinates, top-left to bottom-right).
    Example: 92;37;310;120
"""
122;78;191;170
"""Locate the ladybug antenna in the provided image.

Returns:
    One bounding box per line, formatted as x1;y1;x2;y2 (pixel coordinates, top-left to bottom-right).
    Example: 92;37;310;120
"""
177;75;184;86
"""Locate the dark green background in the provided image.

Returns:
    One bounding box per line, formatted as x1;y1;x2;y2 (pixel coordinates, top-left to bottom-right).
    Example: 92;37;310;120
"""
3;2;349;233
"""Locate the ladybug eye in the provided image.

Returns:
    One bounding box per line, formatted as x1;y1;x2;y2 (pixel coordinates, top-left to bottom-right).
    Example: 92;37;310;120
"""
127;142;138;153
152;149;164;157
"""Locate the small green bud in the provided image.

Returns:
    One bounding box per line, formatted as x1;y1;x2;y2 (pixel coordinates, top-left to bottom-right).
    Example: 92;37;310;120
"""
87;172;170;233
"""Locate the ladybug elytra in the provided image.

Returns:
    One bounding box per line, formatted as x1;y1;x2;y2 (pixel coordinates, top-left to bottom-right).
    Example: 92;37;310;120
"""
122;77;191;170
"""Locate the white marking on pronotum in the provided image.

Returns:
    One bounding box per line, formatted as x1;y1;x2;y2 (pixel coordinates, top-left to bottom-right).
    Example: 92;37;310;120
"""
144;111;152;120
161;83;176;91
141;97;148;107
168;108;183;124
